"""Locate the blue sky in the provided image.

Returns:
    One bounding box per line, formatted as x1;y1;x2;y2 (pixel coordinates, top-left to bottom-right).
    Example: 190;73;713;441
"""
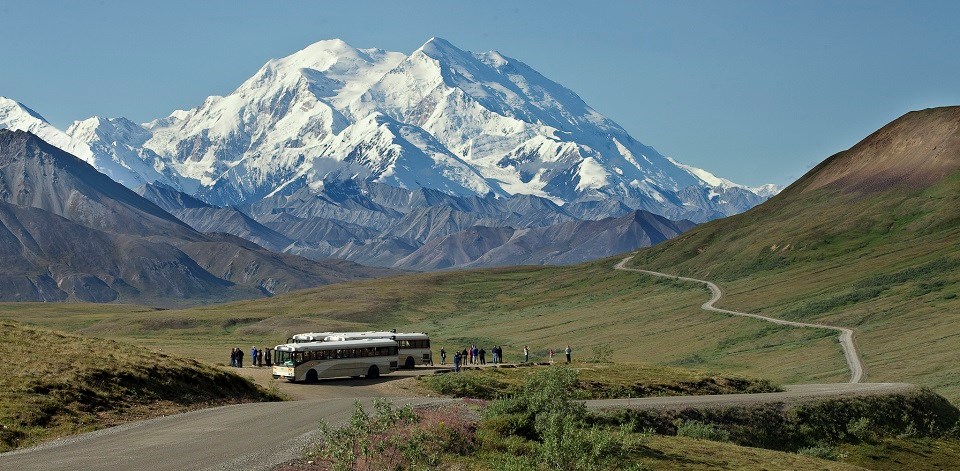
2;1;958;186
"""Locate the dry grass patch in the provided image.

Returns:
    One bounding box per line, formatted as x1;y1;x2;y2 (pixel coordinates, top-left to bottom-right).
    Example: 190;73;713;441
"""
0;321;280;452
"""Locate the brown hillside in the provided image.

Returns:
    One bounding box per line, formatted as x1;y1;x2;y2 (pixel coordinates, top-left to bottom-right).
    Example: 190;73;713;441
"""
794;106;960;194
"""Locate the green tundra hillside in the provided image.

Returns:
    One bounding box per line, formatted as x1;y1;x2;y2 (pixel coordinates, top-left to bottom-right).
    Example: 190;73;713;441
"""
628;106;960;397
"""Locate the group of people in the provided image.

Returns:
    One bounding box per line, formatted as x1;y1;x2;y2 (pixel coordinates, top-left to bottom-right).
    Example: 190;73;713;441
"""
230;346;272;368
438;344;572;372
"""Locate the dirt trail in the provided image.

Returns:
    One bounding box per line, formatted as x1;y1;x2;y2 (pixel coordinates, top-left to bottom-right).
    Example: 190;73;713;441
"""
614;256;865;383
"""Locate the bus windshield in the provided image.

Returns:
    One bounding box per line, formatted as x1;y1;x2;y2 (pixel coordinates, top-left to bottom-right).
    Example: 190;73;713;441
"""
274;350;301;366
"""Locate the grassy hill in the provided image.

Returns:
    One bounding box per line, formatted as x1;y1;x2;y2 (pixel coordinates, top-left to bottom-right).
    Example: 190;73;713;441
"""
626;106;960;398
0;321;279;452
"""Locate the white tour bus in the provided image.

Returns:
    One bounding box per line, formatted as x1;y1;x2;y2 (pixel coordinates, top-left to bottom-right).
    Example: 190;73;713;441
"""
289;331;432;369
272;338;399;383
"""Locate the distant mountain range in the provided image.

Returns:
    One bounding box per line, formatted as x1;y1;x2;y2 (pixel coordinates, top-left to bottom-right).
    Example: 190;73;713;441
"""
0;37;779;284
0;37;775;216
0;129;393;304
136;179;695;270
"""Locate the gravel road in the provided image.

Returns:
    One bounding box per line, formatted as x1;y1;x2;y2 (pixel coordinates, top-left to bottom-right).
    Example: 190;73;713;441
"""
586;382;914;411
614;256;865;383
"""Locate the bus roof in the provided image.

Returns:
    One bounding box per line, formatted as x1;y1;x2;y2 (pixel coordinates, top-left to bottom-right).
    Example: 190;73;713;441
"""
290;332;341;342
274;338;398;352
292;331;429;342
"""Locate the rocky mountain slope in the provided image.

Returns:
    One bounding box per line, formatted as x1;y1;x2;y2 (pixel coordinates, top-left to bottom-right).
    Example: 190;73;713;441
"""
396;210;694;269
138;178;694;269
0;129;394;304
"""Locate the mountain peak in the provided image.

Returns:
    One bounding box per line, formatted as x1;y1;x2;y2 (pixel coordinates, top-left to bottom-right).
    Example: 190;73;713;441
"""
264;38;365;73
416;36;467;60
0;96;48;123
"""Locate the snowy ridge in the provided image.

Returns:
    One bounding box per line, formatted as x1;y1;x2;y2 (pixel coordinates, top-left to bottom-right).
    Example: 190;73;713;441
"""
668;157;780;197
0;97;172;189
0;37;776;222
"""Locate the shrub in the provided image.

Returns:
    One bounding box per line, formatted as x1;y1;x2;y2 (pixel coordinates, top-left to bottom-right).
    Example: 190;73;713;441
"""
592;388;960;452
420;371;504;399
588;344;613;363
313;399;474;470
481;367;643;470
797;444;841;461
846;417;877;443
674;419;731;442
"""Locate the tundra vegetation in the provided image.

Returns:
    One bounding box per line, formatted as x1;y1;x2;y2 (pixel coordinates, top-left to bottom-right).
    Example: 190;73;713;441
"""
285;368;960;470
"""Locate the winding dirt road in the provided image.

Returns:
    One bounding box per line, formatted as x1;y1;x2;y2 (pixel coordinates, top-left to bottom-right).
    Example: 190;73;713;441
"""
614;256;865;383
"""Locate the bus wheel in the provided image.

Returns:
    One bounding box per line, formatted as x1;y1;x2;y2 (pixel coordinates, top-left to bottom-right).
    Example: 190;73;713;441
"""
305;369;318;383
404;356;415;369
367;365;380;379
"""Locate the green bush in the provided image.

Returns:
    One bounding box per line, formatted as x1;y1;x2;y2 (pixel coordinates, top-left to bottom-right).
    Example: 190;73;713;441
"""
588;344;613;363
420;371;505;399
593;388;960;452
846;417;877;443
674;419;731;442
797;444;841;461
480;367;643;470
313;399;474;471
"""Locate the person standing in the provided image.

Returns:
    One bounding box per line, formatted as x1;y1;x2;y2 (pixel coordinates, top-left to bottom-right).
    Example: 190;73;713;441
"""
548;349;554;364
237;347;244;368
250;346;258;367
462;348;468;367
230;348;237;367
453;351;461;372
472;345;479;365
264;347;272;367
565;345;572;364
523;345;529;363
479;347;486;365
491;346;498;364
440;347;447;365
258;348;265;367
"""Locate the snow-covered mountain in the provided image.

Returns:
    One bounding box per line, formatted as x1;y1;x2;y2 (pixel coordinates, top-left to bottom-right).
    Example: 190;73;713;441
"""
0;37;777;221
0;98;181;190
